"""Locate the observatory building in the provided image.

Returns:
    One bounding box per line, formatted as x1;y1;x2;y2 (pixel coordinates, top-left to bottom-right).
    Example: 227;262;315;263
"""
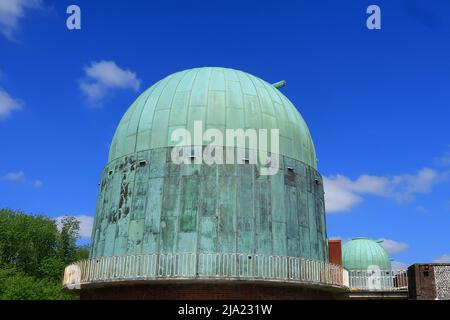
342;238;391;271
342;238;398;295
92;67;327;262
63;67;450;300
64;67;346;299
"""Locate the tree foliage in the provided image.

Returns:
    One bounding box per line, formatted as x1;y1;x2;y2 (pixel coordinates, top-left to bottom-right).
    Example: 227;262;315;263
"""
0;209;89;300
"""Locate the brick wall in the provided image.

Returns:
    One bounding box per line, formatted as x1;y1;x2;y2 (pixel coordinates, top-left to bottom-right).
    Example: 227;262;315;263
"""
80;282;339;300
408;264;450;300
408;264;436;300
328;240;342;266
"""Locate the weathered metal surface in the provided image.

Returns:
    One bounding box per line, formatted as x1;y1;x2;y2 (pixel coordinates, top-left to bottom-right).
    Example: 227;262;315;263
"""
88;67;330;286
272;80;287;89
90;147;328;262
342;238;391;270
108;67;318;169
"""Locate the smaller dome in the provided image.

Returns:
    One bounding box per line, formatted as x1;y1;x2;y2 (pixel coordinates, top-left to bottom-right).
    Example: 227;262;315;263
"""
342;238;391;270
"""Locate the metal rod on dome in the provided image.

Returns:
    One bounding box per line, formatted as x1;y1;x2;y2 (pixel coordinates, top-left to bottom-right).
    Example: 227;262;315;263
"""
272;80;286;89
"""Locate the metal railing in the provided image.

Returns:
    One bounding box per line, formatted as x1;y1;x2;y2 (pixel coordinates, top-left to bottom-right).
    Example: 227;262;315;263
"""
347;269;408;291
63;252;344;288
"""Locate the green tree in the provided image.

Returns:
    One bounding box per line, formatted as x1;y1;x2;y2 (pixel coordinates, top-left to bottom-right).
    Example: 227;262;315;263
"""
0;209;89;300
74;245;90;261
0;210;58;277
57;216;80;265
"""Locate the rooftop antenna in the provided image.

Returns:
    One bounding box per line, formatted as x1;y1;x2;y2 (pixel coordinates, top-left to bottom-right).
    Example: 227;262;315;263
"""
272;80;286;89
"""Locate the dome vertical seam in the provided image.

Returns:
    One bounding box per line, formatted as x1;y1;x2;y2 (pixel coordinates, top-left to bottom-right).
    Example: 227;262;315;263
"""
132;83;161;156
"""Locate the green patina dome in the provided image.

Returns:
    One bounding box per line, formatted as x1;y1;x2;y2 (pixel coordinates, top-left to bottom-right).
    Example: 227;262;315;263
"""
108;67;317;168
342;238;391;270
90;67;328;262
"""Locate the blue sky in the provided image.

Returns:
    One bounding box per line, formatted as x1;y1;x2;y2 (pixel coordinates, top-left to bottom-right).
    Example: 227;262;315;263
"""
0;0;449;266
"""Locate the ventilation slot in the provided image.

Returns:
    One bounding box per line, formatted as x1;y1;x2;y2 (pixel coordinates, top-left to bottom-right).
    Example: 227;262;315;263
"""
139;160;147;167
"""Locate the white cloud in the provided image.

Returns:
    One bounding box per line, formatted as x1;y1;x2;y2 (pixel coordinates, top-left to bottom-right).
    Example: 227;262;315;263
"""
435;147;450;167
56;215;94;239
322;176;363;213
0;0;42;41
391;261;408;270
415;205;429;213
439;156;450;166
377;238;409;255
324;167;445;213
434;254;450;263
3;170;25;182
392;168;441;201
0;89;22;120
80;61;141;104
33;179;43;188
2;170;42;188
